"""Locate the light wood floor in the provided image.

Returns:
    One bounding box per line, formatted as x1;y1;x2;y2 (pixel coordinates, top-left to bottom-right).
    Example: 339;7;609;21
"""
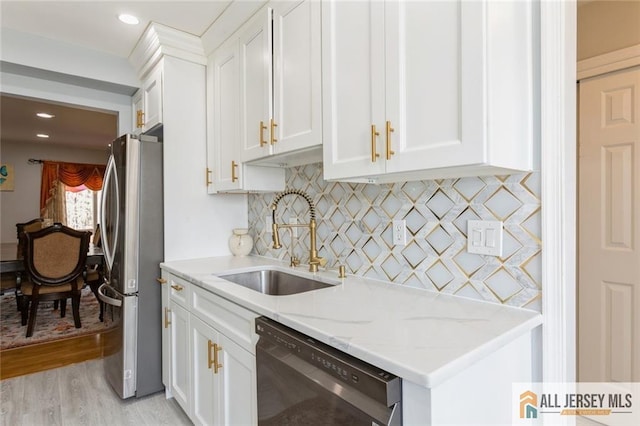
0;358;191;425
0;328;118;380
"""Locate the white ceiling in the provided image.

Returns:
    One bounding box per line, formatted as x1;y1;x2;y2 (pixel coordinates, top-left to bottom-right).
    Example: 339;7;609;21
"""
0;1;234;150
0;1;232;58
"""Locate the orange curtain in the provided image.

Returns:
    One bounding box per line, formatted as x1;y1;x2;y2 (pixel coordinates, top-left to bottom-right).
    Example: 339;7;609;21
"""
40;161;106;212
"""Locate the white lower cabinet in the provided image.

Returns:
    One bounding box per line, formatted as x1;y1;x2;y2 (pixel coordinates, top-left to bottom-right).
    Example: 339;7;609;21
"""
163;272;258;425
169;301;191;411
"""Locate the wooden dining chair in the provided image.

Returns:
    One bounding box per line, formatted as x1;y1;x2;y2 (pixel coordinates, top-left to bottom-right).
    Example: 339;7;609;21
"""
19;223;91;337
85;223;104;321
16;218;44;259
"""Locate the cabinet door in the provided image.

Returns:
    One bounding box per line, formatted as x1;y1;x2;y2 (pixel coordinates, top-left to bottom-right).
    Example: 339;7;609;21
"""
218;332;257;426
321;0;386;180
239;8;273;162
132;89;144;133
160;272;171;393
169;301;191;413
272;0;322;155
143;64;163;131
384;0;483;174
191;316;219;426
210;39;242;192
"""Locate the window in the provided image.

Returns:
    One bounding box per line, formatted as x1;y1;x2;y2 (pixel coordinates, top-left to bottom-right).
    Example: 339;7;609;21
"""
65;185;100;231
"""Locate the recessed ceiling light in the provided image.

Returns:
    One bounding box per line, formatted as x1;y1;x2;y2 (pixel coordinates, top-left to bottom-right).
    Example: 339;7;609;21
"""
36;112;55;119
118;14;139;25
36;133;50;139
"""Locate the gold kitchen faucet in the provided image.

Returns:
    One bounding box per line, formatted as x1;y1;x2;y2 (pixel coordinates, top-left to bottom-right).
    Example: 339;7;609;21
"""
270;189;327;273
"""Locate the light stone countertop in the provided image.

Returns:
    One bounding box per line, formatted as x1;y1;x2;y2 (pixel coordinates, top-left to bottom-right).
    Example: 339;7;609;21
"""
160;255;542;388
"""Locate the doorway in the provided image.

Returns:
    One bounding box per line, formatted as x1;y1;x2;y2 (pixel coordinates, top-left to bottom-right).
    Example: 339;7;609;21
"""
577;64;640;383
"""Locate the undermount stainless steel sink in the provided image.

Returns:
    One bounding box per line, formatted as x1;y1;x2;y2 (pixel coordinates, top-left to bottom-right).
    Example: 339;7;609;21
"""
217;269;334;296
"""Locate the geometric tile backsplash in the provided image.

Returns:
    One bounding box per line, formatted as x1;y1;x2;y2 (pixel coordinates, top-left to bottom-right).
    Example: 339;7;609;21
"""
248;163;541;311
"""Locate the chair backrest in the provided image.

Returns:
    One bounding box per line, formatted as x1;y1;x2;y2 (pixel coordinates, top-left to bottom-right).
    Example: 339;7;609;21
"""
23;223;91;287
16;218;45;259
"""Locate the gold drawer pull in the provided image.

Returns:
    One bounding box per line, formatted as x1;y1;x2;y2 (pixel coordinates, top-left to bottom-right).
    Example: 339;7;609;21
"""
386;121;395;160
371;124;380;163
171;284;183;292
156;278;167;284
164;307;170;328
207;340;214;369
259;121;268;147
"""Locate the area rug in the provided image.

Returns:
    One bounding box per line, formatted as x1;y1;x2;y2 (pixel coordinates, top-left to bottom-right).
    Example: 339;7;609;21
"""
0;287;116;350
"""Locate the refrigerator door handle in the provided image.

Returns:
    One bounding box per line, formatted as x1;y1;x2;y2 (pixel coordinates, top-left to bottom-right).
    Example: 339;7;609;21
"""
98;283;123;307
100;154;119;273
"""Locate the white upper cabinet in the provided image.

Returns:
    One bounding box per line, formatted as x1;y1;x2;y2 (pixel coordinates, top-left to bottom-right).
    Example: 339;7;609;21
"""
207;32;285;194
132;63;163;133
208;38;242;193
322;0;536;183
240;1;322;167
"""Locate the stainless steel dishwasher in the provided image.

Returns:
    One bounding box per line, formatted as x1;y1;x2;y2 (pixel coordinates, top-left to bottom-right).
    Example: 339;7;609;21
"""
255;316;402;426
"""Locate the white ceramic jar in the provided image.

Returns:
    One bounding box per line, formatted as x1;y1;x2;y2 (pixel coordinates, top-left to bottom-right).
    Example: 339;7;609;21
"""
229;228;253;256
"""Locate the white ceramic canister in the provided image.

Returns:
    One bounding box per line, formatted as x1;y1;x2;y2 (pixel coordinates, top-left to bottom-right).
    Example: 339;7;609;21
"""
229;228;253;256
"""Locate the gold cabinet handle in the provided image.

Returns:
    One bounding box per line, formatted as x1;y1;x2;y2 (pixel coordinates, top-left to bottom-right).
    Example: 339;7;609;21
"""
207;340;214;369
213;343;222;374
206;168;212;186
386;121;395;160
270;119;278;145
137;110;145;128
164;307;171;328
208;341;223;373
371;124;380;163
259;121;268;147
171;284;183;292
156;278;167;284
231;161;238;182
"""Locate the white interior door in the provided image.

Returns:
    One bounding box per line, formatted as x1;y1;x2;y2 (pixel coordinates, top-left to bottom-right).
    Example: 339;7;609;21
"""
578;66;640;383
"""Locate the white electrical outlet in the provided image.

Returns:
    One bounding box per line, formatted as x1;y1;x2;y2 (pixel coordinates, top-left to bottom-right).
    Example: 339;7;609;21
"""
289;218;298;237
392;220;407;246
265;216;271;234
467;220;503;256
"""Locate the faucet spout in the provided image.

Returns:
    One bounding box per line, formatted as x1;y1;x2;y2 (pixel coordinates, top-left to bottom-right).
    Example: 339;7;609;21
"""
271;189;326;273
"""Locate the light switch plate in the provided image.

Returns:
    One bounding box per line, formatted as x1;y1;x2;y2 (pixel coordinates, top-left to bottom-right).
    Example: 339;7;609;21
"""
467;220;503;256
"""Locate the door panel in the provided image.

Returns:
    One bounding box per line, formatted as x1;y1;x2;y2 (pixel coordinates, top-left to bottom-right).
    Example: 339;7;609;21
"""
272;0;321;154
240;8;273;162
579;66;640;383
321;0;385;179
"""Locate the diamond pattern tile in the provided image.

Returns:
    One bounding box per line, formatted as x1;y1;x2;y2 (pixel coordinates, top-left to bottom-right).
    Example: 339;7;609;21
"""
454;177;486;201
404;208;428;235
426;260;454;290
485;268;523;302
361;208;382;233
381;254;403;281
426;190;455;219
247;164;542;311
426;225;454;255
484;188;522;220
402;241;428;269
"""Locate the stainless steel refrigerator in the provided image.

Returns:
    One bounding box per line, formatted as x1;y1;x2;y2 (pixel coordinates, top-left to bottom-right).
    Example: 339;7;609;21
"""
97;133;164;399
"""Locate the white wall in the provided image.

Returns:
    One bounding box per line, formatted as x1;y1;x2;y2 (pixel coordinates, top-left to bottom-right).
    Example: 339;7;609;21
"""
577;0;640;60
0;141;109;243
1;28;139;92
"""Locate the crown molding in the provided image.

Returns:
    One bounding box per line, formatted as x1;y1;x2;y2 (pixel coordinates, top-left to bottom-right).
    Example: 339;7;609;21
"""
129;22;206;79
